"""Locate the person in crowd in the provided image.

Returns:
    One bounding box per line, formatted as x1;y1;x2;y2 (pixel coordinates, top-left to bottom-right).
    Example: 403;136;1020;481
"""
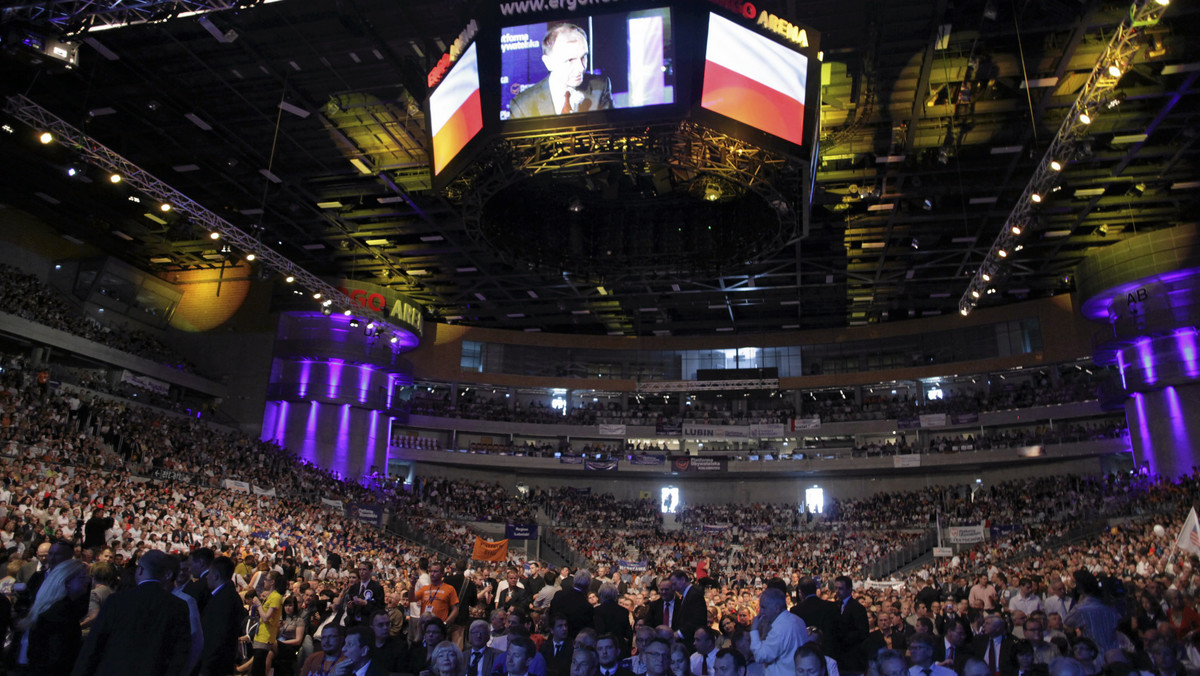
909;632;956;676
748;588;806;676
543;614;576;676
336;625;386;676
73;549;192;675
573;644;601;676
468;619;504;676
793;644;828;676
300;623;345;676
432;640;467;676
834;576;869;676
416;562;461;626
595;583;633;656
20;558;90;675
275;593;307;676
201;555;247;676
551;569;596;639
671;570;709;650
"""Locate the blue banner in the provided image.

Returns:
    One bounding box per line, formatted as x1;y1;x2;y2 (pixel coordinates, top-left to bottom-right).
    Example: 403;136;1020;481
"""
951;412;980;425
585;459;619;471
346;503;384;527
617;559;649;571
559;455;585;465
629;454;666;465
506;524;538;540
897;417;922;429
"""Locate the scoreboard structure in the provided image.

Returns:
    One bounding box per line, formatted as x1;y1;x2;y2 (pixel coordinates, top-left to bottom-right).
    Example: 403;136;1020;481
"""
426;0;821;277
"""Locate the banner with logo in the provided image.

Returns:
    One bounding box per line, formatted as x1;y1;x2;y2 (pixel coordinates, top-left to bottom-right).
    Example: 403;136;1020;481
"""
865;580;906;590
744;524;773;533
251;485;277;498
346;503;384;527
630;454;666;466
655;422;682;436
919;413;948;428
674;456;727;472
947;524;988;544
598;424;626;436
560;455;585;465
505;524;538;540
749;423;787;438
792;417;821;430
585;459;619;471
472;536;509;562
151;468;200;485
564;486;592;495
897;417;921;429
223;479;250;494
933;546;954;557
121;369;171;396
950;412;979;425
893;455;921;468
617;559;649;571
321;497;344;510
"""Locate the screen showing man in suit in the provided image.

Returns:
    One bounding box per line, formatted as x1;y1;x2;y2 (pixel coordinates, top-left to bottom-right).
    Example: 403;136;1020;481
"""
501;8;674;121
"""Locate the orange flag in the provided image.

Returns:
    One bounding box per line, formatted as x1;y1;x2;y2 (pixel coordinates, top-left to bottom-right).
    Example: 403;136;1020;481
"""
472;536;509;562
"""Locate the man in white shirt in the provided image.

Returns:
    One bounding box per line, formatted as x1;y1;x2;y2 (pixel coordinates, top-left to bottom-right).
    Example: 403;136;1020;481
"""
908;633;956;676
750;588;807;676
691;627;718;676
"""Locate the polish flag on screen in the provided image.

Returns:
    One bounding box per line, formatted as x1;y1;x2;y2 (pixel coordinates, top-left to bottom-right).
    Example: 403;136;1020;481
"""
701;13;807;146
429;42;482;176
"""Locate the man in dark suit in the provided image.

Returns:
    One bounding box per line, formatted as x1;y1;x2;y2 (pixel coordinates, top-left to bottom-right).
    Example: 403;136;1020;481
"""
833;575;869;676
596;634;636;676
82;508;113;550
467;620;503;676
669;569;708;650
200;555;246;676
541;615;575;676
447;559;479;646
974;614;1017;676
550;569;595;639
791;576;839;661
185;547;215;616
935;617;972;672
648;579;676;629
509;23;613;119
344;559;386;626
72;549;192;676
342;625;390;676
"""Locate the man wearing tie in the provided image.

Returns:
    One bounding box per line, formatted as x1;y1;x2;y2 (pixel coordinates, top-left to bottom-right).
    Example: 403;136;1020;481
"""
909;633;956;676
508;23;613;119
467;620;502;676
597;634;635;676
936;618;971;672
974;614;1016;676
649;579;676;630
541;616;575;676
345;560;386;627
669;570;708;650
691;627;719;676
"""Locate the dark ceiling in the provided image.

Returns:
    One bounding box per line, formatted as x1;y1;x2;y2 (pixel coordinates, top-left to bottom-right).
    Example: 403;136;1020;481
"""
1;0;1198;336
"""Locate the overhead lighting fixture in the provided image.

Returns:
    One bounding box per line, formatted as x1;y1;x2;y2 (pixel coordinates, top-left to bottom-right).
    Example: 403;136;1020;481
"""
343;309;352;316
285;275;295;283
38;132;53;144
245;253;257;261
971;290;980;298
998;249;1008;258
278;101;310;118
160;203;172;212
1107;63;1124;78
1079;111;1092;125
185;113;212;131
316;201;343;209
960;307;971;316
981;273;992;282
109;173;122;183
209;231;221;240
1030;193;1042;203
1050;160;1063;171
349;158;371;174
1010;225;1022;235
390;335;399;344
313;293;322;300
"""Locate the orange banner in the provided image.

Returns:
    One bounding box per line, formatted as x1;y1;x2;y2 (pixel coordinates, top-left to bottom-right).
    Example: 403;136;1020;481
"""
472;536;509;562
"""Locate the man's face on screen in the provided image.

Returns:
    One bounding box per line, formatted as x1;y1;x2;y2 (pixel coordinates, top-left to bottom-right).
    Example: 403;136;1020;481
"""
544;34;588;90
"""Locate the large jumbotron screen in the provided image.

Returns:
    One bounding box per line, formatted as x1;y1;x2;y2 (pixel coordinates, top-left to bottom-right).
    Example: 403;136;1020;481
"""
499;7;675;121
701;12;808;146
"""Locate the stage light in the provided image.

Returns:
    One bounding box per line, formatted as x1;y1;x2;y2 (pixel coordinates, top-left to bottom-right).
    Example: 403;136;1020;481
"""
245;253;257;262
109;173;122;184
1050;160;1063;171
209;231;221;240
321;305;333;317
313;293;322;300
960;307;971;316
285;275;295;283
971;290;981;299
1030;193;1042;203
1107;63;1123;78
39;132;53;144
981;273;992;282
1079;111;1092;125
343;309;352;316
349;318;360;328
1011;225;1022;235
998;249;1008;258
390;335;399;344
160;203;172;212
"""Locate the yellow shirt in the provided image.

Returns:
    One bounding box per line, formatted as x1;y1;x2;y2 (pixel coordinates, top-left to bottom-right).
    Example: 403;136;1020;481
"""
253;590;283;643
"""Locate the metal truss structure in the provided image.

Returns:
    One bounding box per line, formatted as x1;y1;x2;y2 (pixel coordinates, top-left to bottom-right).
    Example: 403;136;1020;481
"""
3;93;417;345
1;0;251;35
451;122;807;279
959;0;1172;316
